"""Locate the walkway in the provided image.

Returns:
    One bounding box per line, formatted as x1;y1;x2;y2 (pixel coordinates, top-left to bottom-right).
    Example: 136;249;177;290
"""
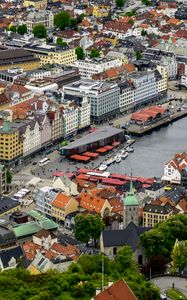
152;276;187;296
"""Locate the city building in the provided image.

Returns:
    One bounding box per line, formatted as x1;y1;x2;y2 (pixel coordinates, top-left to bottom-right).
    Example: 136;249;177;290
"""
162;152;187;184
160;55;178;79
100;222;150;264
0;246;24;270
144;183;165;200
73;58;122;79
156;65;168;95
51;193;79;224
0;226;16;249
0;121;23;165
118;81;135;113
47;109;63;142
35;187;57;217
143;203;178;227
36;114;52;148
129;71;158;108
0;164;7;194
62;126;125;156
0;68;27;83
63;80;120;124
123;180;139;228
26;11;54;33
93;279;137;300
23;0;47;9
25;46;76;67
0;196;20;217
0;49;40;71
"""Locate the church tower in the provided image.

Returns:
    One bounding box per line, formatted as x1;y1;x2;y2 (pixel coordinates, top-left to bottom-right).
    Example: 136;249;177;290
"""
123;179;139;228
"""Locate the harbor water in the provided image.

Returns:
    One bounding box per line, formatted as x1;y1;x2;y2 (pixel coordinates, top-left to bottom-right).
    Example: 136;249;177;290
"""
108;117;187;178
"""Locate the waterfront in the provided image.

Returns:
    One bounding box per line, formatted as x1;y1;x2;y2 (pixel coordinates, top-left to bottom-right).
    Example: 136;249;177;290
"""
108;116;187;178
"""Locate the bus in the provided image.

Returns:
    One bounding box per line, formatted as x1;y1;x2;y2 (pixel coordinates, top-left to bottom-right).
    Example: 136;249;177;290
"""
39;157;50;167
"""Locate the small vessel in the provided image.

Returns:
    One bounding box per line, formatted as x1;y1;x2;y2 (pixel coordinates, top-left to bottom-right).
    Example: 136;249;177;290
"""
115;155;121;163
99;163;108;171
122;152;128;160
126;146;134;153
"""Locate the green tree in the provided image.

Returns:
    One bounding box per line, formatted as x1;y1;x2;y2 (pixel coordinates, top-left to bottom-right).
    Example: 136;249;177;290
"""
33;24;47;38
171;240;187;273
135;50;142;60
76;46;84;60
74;214;91;244
115;0;125;7
125;9;136;16
6;169;12;184
17;24;27;35
74;214;104;246
87;214;105;247
56;37;67;46
114;246;137;274
128;18;134;25
141;29;147;36
54;11;71;30
90;48;100;58
142;0;151;5
9;25;17;32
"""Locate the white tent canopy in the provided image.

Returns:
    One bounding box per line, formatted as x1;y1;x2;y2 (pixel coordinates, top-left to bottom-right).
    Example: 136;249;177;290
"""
26;177;41;187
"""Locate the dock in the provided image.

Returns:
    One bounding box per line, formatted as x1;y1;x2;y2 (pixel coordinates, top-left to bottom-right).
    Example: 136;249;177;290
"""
126;109;187;136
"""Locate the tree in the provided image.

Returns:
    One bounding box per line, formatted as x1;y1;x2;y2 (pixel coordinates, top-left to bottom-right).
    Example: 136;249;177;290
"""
74;214;91;244
125;9;136;17
54;11;71;30
114;246;137;274
9;25;17;33
142;0;151;5
76;46;85;60
33;24;47;38
74;214;104;246
90;48;100;58
17;24;27;35
6;169;12;184
56;37;67;46
87;214;105;247
128;18;134;25
135;50;142;60
115;0;125;8
141;29;147;36
171;240;187;273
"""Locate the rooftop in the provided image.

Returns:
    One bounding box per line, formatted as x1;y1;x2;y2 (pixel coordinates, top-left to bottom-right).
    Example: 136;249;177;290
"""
63;126;123;150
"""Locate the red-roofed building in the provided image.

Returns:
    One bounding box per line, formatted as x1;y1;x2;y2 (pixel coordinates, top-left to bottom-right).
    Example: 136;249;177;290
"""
94;279;137;300
51;193;79;223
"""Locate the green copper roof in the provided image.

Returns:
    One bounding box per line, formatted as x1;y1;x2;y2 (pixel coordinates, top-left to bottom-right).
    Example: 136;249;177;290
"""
13;222;41;238
124;179;139;206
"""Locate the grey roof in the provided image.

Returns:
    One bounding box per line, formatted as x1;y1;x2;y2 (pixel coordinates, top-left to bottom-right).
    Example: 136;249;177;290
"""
0;226;16;246
145;182;163;191
0;245;24;268
0;196;20;215
144;203;174;214
63;126;123;150
102;222;151;251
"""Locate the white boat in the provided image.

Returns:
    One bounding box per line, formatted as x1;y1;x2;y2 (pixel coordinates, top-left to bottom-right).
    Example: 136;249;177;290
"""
106;157;114;165
115;155;121;163
99;163;108;171
122;152;128;159
126;146;134;153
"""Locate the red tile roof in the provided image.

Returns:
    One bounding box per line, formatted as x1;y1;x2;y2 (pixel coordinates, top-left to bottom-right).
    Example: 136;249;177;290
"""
94;279;137;300
51;194;72;210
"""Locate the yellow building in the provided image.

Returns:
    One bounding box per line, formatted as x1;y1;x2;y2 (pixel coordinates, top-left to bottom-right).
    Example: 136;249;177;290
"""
23;0;47;10
103;35;119;46
143;203;176;227
156;65;168;94
0;121;23;163
51;193;78;223
0;49;40;71
0;196;21;217
26;46;77;66
93;5;110;18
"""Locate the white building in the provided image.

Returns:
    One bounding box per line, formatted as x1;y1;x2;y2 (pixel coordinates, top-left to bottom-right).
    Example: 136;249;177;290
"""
63;79;120;124
21;119;41;157
118;81;135;113
35;187;58;217
73;57;122;79
26;10;54;33
162;152;187;184
62;103;79;137
160;56;178;79
181;74;187;88
129;71;157;107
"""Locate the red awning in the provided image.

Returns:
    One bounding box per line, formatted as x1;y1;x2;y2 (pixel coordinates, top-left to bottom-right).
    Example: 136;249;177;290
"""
83;152;99;158
112;142;121;147
104;145;114;150
70;155;91;162
96;147;108;153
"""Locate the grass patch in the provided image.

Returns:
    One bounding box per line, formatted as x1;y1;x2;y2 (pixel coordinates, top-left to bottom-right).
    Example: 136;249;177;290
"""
166;288;187;300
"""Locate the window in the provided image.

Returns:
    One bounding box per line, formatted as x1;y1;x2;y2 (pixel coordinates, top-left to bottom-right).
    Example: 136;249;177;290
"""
113;247;117;255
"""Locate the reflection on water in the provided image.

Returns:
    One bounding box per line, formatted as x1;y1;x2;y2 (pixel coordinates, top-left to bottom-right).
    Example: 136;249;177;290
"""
108;118;187;177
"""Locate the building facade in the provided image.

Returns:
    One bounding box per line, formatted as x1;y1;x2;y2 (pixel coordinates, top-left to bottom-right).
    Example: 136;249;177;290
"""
63;80;120;124
26;11;54;33
23;0;47;9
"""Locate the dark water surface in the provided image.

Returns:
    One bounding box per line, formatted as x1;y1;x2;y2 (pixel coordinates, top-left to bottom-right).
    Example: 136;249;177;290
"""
108;117;187;177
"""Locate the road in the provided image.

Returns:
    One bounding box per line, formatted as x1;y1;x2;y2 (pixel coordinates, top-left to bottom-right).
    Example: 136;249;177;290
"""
152;276;187;296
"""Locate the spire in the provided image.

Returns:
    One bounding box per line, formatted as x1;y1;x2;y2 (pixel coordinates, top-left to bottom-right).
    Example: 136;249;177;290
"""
128;170;134;196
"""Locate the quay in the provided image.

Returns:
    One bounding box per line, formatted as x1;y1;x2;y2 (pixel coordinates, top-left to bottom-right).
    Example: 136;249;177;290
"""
126;109;187;136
